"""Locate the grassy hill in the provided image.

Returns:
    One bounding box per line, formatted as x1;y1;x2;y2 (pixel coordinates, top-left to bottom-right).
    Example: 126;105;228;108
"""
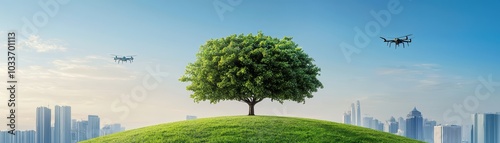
81;116;423;143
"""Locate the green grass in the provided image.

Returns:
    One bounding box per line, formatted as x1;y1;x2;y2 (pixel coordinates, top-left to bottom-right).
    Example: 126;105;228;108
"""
82;116;423;143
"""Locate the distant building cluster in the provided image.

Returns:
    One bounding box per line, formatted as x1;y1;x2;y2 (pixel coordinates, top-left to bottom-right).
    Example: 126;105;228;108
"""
0;106;125;143
0;106;198;143
100;123;125;136
342;100;362;126
0;130;35;143
341;101;467;143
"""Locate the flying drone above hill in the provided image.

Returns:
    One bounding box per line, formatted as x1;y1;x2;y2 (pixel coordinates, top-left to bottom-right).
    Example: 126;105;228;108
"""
111;54;136;63
380;34;413;49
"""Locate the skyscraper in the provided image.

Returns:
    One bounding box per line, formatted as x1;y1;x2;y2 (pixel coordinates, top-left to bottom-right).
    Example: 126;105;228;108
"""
406;107;424;141
377;121;385;131
54;105;71;143
386;117;399;134
87;115;100;139
71;119;77;143
36;106;51;143
424;119;437;143
356;100;361;126
51;126;54;143
343;111;351;125
398;117;406;136
351;103;356;126
471;113;500;143
363;116;373;128
76;120;88;142
372;119;380;130
434;125;461;143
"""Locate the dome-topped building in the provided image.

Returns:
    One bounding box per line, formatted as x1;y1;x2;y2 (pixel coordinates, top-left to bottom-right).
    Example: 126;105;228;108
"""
407;107;422;117
386;116;399;134
405;107;424;141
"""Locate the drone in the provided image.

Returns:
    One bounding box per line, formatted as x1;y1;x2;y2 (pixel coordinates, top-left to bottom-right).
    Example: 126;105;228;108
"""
111;54;136;63
380;34;413;48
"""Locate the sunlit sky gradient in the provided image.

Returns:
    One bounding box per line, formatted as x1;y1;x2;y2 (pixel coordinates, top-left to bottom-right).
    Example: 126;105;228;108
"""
0;0;499;131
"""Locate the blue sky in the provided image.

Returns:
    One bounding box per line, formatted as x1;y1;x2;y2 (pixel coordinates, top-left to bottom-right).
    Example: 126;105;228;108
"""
0;0;499;132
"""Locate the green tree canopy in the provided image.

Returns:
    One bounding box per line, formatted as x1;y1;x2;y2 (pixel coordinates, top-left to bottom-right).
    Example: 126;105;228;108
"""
180;32;323;115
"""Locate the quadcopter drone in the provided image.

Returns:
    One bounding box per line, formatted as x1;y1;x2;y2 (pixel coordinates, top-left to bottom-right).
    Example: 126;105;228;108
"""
111;54;136;64
380;34;413;49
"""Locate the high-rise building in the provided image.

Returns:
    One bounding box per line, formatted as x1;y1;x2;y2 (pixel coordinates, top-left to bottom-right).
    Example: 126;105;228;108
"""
54;105;71;143
406;107;424;141
434;125;461;143
343;111;351;125
377;122;385;131
363;116;373;128
36;106;51;143
386;117;399;134
71;119;77;143
424;119;437;143
76;120;88;142
51;126;55;143
356;100;361;126
372;119;380;130
471;113;500;143
398;117;406;136
462;124;471;143
87;115;100;139
351;103;356;126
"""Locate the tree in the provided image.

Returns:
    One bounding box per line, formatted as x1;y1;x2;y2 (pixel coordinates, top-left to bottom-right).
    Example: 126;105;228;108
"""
179;32;323;115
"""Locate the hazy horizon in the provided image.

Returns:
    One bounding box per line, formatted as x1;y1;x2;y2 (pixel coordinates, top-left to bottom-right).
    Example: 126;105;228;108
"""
0;0;499;132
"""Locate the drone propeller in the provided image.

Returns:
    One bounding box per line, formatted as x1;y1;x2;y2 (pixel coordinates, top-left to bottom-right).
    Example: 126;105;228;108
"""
401;34;414;40
396;34;413;39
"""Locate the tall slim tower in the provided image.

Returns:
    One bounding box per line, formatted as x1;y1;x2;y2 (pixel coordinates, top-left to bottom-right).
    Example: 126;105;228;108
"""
54;105;71;143
36;107;51;143
356;100;361;126
87;115;100;139
350;103;356;125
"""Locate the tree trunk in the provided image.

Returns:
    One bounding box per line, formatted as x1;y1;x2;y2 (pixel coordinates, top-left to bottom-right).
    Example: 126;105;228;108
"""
248;103;255;116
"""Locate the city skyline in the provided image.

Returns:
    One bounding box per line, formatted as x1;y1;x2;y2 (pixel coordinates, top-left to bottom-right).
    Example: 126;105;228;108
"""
0;0;499;132
33;105;122;143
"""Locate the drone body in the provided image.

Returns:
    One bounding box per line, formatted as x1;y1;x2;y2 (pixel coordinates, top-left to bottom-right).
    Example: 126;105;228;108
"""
111;54;136;63
380;34;413;49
